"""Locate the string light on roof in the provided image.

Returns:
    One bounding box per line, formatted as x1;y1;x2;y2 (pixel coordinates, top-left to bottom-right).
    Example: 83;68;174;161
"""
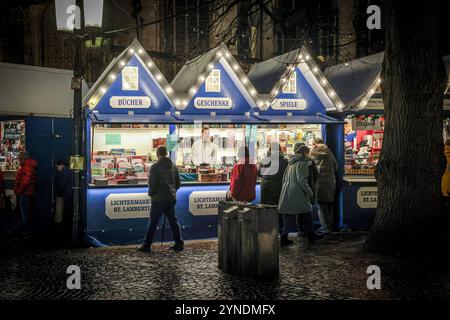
100;87;106;93
138;48;143;54
147;62;153;68
313;67;318;73
208;63;214;69
305;55;310;61
321;78;326;85
190;87;196;94
165;87;173;94
175;99;181;106
216;51;222;57
225;52;231;58
298;54;303;60
120;60;126;66
199;75;205;81
129;48;134;54
250;88;256;95
242;78;248;84
377;78;382;83
233;64;239;71
155;74;162;81
329;91;335;97
110;74;116;80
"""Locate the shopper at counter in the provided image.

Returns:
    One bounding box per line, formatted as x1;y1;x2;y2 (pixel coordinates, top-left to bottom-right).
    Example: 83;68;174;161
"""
138;145;184;253
279;145;322;245
310;138;338;234
259;143;288;234
191;127;217;166
229;146;257;202
14;151;37;235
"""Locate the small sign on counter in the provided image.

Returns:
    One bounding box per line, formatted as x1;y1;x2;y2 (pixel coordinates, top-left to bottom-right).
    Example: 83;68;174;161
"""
357;186;378;209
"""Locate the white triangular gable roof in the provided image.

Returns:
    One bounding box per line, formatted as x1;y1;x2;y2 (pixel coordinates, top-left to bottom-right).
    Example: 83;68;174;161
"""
83;39;177;109
247;46;344;111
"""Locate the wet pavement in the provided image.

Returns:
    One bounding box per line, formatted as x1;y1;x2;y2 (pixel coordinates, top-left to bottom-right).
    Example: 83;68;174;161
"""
1;232;450;300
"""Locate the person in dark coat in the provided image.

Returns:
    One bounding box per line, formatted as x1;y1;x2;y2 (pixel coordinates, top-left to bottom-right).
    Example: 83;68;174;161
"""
138;145;183;253
293;142;318;236
54;160;73;241
278;145;322;245
259;143;288;234
14;151;37;235
310;138;338;234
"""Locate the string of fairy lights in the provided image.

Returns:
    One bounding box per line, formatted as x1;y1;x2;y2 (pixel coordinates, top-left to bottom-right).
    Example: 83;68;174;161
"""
87;40;346;113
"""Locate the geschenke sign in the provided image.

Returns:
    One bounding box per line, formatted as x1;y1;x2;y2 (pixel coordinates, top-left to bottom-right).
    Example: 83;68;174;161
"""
351;117;383;130
110;96;151;109
105;193;151;219
189;190;227;216
194;97;233;109
356;187;378;209
271;99;307;110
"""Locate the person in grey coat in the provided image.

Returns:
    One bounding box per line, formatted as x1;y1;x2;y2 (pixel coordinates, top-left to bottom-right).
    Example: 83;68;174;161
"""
310;138;338;234
278;144;323;245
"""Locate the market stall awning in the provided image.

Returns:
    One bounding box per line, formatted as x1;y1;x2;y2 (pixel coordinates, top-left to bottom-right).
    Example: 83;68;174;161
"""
252;114;344;124
89;112;182;123
175;114;264;124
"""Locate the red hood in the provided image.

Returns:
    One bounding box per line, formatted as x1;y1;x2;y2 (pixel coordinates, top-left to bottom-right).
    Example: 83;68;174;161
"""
21;158;38;168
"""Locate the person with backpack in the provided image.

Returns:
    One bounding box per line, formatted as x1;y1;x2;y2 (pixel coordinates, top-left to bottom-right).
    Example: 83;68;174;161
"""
138;145;184;253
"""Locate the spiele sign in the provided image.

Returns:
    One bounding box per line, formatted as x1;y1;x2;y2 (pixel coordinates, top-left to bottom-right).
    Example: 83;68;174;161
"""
271;99;307;110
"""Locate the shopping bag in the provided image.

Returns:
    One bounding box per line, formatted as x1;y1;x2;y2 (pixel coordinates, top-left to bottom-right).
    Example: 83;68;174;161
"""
55;197;64;223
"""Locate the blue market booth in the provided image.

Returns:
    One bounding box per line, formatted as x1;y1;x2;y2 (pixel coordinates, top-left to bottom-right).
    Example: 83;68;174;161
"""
83;41;345;246
325;52;450;230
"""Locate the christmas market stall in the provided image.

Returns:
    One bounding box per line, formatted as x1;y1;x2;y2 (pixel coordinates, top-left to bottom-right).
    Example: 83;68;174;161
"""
83;40;344;246
324;52;450;230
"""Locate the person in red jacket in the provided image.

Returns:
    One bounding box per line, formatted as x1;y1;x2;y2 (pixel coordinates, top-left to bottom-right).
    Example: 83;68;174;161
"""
229;145;257;202
14;151;38;234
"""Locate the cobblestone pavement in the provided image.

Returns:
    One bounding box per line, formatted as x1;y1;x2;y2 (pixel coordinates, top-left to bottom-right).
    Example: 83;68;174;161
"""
1;233;450;300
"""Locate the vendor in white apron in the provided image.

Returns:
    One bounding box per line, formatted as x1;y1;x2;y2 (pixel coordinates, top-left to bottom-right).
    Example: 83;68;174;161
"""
191;127;217;166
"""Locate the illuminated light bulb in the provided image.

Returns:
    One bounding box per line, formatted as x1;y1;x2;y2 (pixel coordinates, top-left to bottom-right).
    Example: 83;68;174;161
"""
216;51;222;57
257;100;263;107
281;77;287;83
370;89;375;94
208;63;214;69
225;52;231;58
182;100;188;106
100;87;106;94
147;62;153;67
344;62;349;66
165;87;173;94
138;49;143;54
129;49;135;54
156;74;162;81
190;87;196;94
313;67;318;73
250;89;256;95
199;75;205;82
120;60;126;66
305;55;310;60
175;99;181;106
298;54;303;59
377;78;382;83
266;102;271;107
321;79;326;85
242;78;248;84
274;90;279;95
233;64;239;71
329;91;335;97
110;74;116;80
338;103;343;109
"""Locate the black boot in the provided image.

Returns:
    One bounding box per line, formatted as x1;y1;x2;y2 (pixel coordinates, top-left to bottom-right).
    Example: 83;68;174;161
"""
137;244;151;252
170;241;184;252
280;235;294;246
307;233;323;243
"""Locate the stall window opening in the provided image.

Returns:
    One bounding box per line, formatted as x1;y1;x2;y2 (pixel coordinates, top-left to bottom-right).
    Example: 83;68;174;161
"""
89;123;323;186
122;66;139;90
205;69;221;92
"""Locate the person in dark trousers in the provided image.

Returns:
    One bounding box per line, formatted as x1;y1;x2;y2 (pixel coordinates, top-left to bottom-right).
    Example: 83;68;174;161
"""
278;145;322;245
54;160;73;241
14;151;37;235
259;143;288;234
229;145;258;202
0;169;5;211
293;142;318;237
138;145;183;253
310;138;338;234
